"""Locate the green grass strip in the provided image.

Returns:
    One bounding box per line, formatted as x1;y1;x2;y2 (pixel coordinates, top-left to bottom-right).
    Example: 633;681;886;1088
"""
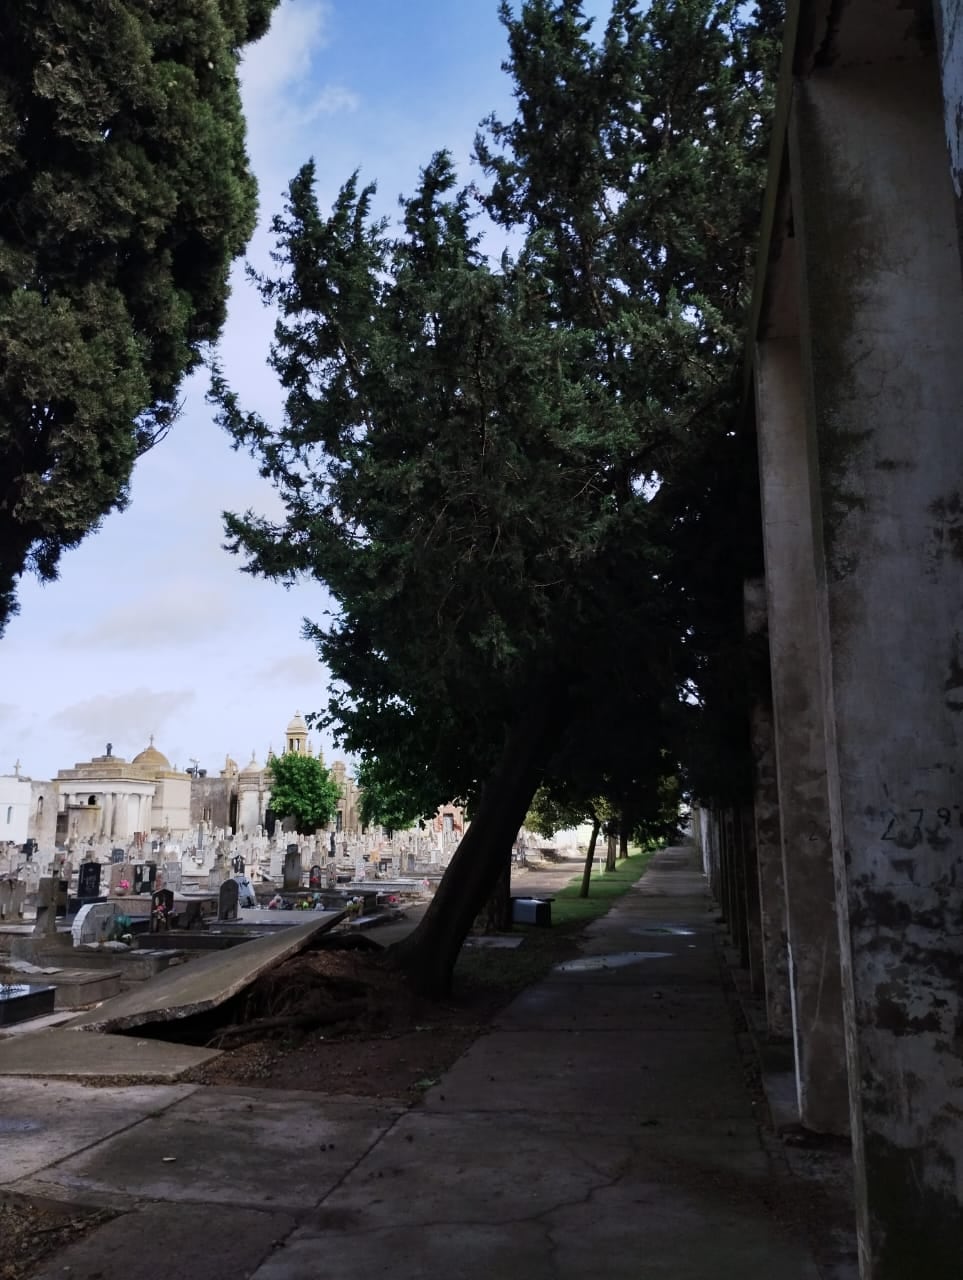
453;847;658;997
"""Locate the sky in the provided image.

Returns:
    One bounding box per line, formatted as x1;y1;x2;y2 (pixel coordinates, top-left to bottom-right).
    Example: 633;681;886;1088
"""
0;0;610;783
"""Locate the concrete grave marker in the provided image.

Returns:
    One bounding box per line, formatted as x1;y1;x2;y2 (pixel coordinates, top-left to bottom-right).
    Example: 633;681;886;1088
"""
71;900;120;947
218;878;239;921
163;862;182;891
283;844;302;891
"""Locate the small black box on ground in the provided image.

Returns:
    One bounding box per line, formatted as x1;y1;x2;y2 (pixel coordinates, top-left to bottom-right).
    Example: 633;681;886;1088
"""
511;897;552;927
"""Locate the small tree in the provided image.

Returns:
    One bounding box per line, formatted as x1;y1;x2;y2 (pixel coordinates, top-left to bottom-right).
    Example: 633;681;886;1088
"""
266;753;341;834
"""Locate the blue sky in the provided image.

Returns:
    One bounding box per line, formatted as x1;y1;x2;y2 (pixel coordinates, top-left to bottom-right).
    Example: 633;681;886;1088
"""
1;0;610;782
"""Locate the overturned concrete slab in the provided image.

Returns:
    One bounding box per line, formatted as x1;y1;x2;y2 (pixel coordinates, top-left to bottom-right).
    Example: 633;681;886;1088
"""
0;1027;220;1080
66;912;344;1034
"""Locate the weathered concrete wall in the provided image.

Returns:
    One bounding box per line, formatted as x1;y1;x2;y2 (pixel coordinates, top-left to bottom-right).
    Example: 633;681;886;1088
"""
935;0;963;203
745;578;792;1036
755;337;849;1135
791;58;963;1277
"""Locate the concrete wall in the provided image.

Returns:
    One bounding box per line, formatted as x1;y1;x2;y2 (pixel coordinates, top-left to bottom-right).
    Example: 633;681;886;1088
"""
0;775;31;845
747;1;963;1271
790;54;963;1274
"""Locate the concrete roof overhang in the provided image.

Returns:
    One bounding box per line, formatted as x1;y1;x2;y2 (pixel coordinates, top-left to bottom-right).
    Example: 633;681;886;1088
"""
742;0;938;407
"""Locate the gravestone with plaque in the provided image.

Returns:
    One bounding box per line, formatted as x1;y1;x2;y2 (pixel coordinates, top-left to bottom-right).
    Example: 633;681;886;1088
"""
77;861;102;901
132;863;157;895
150;888;175;932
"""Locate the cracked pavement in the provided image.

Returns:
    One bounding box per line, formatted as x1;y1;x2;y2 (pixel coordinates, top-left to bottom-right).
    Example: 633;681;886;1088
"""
1;848;823;1279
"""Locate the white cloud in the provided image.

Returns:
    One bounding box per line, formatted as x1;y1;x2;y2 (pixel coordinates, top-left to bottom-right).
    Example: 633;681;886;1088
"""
56;578;243;652
255;652;326;687
295;84;360;122
240;0;332;103
52;688;197;760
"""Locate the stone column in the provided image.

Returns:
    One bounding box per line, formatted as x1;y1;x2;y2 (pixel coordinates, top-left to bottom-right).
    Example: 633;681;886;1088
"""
101;792;113;839
755;336;849;1135
749;696;792;1038
113;791;128;841
790;58;963;1275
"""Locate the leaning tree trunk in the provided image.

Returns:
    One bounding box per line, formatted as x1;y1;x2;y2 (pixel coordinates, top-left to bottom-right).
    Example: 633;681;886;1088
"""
386;693;563;996
483;857;513;933
579;818;602;898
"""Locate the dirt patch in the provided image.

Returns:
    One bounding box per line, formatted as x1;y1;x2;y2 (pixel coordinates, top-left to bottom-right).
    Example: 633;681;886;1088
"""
0;1198;113;1280
179;925;583;1097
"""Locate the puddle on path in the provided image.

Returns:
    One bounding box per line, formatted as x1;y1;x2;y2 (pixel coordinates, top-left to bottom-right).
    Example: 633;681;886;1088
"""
628;925;697;937
554;952;672;973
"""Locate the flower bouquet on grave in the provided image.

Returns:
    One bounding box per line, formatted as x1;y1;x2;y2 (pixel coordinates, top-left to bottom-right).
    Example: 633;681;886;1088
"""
108;913;133;945
114;879;131;895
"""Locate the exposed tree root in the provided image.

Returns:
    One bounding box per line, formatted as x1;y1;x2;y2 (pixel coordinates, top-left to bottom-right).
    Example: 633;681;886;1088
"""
209;999;368;1049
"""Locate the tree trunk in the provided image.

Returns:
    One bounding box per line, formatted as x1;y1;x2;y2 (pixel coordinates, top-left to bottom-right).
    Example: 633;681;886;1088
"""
605;828;617;872
579;818;602;898
386;693;563;996
483;858;513;933
618;826;629;860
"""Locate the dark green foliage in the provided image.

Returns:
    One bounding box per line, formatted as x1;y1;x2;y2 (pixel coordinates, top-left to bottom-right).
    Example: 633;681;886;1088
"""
213;0;781;989
0;0;279;631
266;751;342;834
355;754;438;832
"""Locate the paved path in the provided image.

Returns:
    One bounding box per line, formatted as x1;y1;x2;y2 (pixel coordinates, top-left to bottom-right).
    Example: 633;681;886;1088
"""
1;848;823;1279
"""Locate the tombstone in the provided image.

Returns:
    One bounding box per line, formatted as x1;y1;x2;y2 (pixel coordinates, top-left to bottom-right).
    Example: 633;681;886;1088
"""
329;832;337;859
150;889;175;933
8;880;25;920
0;880;12;921
163;861;182;892
309;865;323;890
76;861;102;901
218;878;239;921
111;848;126;865
71;900;120;947
132;863;156;895
231;852;245;874
283;844;301;891
110;861;133;894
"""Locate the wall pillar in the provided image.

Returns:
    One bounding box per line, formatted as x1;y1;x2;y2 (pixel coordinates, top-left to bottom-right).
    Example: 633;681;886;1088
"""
745;577;791;1029
791;58;963;1275
755;336;849;1135
101;792;113;839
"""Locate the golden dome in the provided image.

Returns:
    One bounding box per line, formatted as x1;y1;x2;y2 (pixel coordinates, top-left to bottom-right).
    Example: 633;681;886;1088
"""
132;737;171;770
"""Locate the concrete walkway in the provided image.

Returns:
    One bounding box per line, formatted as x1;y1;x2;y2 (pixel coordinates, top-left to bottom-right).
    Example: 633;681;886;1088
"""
1;848;823;1279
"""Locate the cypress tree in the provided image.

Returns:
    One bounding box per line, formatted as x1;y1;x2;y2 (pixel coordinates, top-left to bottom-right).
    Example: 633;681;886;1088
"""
0;0;280;631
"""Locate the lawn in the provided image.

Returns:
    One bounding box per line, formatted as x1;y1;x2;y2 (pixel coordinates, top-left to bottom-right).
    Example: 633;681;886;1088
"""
453;846;657;996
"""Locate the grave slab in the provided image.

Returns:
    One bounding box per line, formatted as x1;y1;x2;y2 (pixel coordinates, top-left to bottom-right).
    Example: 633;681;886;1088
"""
66;914;345;1033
